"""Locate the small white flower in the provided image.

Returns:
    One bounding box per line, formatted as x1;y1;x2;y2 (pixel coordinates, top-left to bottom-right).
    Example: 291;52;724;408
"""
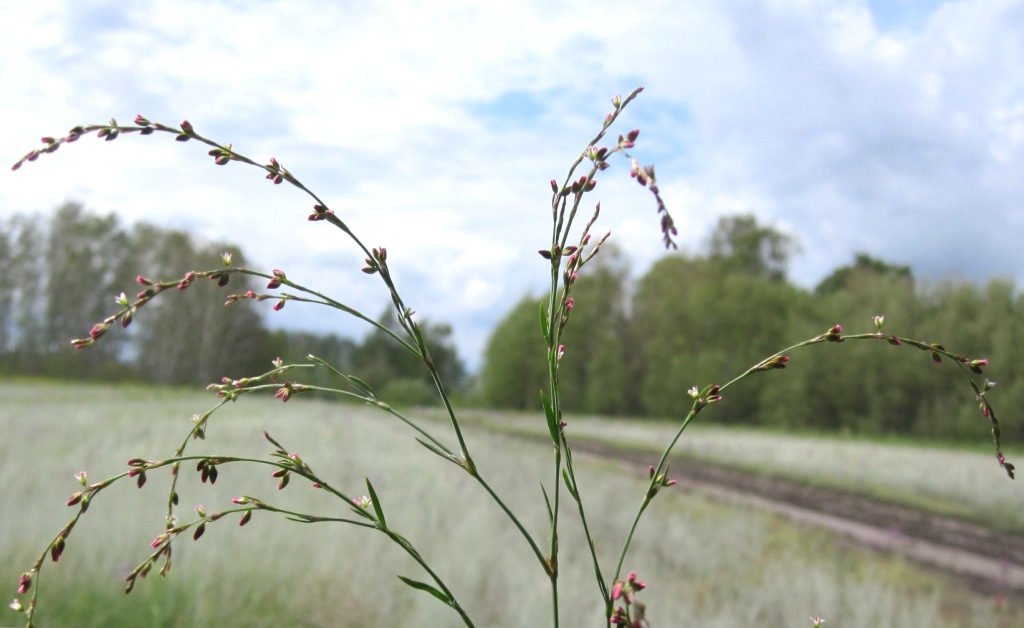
353;495;373;509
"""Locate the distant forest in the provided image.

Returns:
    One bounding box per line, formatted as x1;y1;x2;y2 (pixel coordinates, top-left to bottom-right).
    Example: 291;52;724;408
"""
478;215;1024;442
0;203;465;404
3;204;1022;441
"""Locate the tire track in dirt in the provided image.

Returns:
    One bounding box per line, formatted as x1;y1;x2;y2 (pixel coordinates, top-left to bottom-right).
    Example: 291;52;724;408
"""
567;438;1024;597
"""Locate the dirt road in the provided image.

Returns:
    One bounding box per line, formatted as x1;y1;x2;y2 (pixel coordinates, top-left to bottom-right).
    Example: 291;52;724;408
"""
569;438;1024;598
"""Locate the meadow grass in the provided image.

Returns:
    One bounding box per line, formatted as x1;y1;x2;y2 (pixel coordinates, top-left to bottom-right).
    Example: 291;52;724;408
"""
464;410;1024;534
2;381;1019;627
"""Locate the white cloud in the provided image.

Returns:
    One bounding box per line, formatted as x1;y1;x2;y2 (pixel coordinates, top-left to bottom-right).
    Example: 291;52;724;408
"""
3;0;1022;370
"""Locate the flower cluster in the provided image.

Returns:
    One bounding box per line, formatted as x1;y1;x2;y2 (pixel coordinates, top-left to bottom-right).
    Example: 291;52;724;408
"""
610;571;648;627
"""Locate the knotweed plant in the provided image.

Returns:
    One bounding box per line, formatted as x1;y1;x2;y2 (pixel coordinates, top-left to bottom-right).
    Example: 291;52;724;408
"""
8;88;1015;628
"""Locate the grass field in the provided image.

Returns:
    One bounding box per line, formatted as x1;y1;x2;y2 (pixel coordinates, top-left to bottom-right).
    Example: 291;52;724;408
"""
2;381;1021;627
460;409;1024;534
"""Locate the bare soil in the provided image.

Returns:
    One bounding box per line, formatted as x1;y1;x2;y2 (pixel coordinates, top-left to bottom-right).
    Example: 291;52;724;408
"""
566;438;1024;599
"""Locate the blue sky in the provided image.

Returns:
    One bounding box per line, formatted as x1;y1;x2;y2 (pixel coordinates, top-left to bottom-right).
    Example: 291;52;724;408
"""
3;0;1022;370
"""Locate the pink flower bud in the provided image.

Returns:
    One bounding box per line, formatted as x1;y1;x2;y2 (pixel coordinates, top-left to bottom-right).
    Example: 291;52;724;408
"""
50;537;65;562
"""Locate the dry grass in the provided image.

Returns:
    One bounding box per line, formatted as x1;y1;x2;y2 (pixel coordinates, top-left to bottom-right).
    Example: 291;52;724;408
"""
2;381;1019;626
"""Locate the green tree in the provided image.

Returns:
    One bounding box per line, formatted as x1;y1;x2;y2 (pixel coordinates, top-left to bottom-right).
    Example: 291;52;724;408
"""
774;262;925;433
130;225;271;384
0;217;14;354
478;244;633;415
266;329;358;390
42;203;134;378
353;307;466;405
477;294;549;410
1;213;67;373
562;244;633;415
915;279;1024;439
706;214;798;281
631;254;709;419
632;253;803;423
815;253;913;296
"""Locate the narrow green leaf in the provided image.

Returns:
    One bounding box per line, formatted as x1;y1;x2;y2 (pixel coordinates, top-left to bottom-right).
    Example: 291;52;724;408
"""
263;431;287;454
562;469;578;501
539;301;549;339
540;390;558;444
365;478;386;527
388;531;418;556
345;374;377;399
415;438;457;462
396;575;452;604
541;483;554;521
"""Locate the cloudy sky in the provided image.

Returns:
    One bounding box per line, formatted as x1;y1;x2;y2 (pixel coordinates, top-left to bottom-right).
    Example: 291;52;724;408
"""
3;0;1022;370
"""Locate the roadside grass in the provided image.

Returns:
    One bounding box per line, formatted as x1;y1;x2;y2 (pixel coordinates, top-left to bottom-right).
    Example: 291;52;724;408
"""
461;410;1024;534
2;381;1020;626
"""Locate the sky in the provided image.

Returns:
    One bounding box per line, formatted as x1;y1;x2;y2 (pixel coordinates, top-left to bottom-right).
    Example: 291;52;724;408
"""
3;0;1022;371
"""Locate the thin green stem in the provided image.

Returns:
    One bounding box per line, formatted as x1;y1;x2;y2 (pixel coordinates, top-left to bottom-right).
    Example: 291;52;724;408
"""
539;92;649;627
469;472;549;572
609;326;1005;595
561;433;608;601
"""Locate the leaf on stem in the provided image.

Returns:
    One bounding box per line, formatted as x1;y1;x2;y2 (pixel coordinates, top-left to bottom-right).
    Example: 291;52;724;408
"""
562;469;578;501
396;575;452;604
540;390;559;444
541;483;554;522
345;374;378;399
365;478;386;527
415;438;458;464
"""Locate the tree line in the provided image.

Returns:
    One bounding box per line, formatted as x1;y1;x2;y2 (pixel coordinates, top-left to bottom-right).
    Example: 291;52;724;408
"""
478;215;1024;441
0;203;465;402
5;204;1020;440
